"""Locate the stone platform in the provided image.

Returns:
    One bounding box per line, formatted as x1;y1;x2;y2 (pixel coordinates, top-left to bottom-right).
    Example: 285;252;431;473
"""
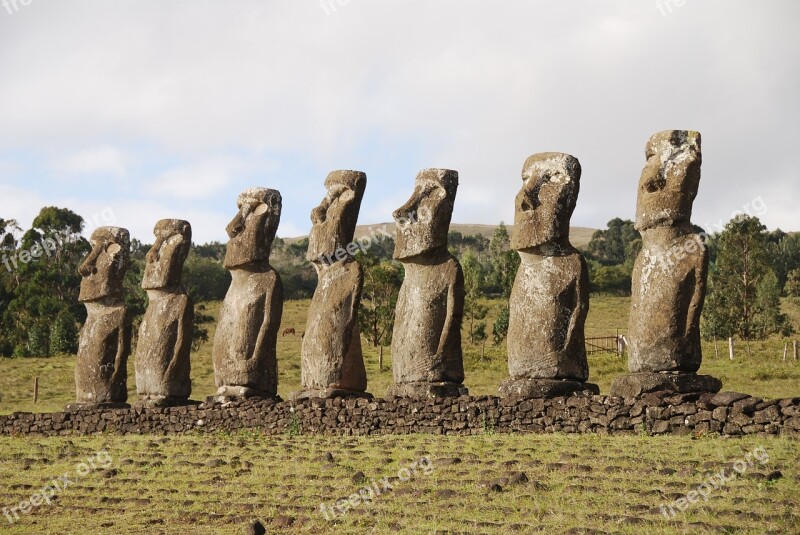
5;391;798;438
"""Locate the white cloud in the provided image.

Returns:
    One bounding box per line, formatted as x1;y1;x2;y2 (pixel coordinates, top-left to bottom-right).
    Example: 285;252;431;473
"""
0;0;798;233
54;146;128;178
150;157;243;200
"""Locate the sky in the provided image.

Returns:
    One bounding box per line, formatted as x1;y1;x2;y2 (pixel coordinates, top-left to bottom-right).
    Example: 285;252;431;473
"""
0;0;798;244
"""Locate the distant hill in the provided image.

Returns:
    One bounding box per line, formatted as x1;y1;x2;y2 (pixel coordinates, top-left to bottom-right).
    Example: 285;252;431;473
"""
285;223;598;250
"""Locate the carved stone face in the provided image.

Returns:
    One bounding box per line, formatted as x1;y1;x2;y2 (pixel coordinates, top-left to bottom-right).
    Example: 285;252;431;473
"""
142;219;191;290
393;169;458;261
511;153;581;251
307;171;367;263
78;226;131;302
635;130;702;232
223;188;282;269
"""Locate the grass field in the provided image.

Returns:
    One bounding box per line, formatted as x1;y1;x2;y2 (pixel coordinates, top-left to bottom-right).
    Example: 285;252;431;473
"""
0;432;798;534
1;296;798;415
1;297;799;534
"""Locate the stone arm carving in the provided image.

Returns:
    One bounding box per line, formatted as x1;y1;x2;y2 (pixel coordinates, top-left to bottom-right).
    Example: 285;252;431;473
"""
437;262;464;358
564;257;589;352
685;244;709;339
342;264;363;353
252;273;284;363
114;312;132;394
165;296;194;382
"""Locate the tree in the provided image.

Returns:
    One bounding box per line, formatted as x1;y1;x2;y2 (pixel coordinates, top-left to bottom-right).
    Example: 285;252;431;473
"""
487;223;519;298
50;309;79;355
752;270;792;338
702;215;790;343
587;218;640;265
184;253;231;302
6;207;89;357
0;218;20;355
191;303;214;351
492;305;510;345
786;268;800;298
25;322;50;357
272;237;316;299
473;321;488;359
357;257;403;370
124;240;148;350
590;264;631;295
462;250;488;344
765;229;800;289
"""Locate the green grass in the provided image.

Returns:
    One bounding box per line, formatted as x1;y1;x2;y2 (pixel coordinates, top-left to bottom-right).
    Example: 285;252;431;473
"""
2;296;799;415
0;433;797;534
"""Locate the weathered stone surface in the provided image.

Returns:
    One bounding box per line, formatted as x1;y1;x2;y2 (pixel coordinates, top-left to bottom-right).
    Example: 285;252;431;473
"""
7;392;797;438
212;189;283;400
74;227;132;407
297;171;369;400
498;378;599;399
389;169;466;398
710;392;751;406
614;131;719;396
610;372;722;398
135;220;194;405
628;130;708;374
504;153;591;395
386;382;468;399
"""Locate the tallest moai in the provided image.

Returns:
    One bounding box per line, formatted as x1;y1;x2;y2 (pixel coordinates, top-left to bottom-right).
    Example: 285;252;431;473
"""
612;130;721;397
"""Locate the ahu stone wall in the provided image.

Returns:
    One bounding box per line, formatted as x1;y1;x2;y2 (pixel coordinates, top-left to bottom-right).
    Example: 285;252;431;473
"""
2;391;799;438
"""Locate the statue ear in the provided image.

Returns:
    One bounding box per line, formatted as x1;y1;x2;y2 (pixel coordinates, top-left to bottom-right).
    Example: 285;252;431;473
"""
106;243;121;256
165;234;183;247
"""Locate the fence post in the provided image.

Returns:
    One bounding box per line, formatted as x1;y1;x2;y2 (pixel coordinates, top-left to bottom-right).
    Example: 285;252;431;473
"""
784;342;789;361
794;340;798;362
728;337;735;361
33;376;39;404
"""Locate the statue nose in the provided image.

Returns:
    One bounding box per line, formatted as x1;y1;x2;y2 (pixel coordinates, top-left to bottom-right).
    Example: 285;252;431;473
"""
311;205;327;224
78;260;97;277
226;213;245;237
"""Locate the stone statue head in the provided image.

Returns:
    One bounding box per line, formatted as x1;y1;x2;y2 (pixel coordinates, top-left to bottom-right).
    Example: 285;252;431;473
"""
142;219;192;290
635;130;702;232
223;188;282;269
78;226;131;302
393;169;458;261
511;152;581;251
307;170;367;263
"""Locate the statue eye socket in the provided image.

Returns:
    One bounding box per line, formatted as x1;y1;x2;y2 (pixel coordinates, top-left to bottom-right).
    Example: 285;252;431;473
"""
646;177;666;193
106;243;121;255
252;203;269;216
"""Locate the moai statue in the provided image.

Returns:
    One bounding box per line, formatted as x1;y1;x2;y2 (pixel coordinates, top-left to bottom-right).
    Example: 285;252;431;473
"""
611;130;721;397
499;153;599;398
387;169;467;398
293;171;372;400
212;188;284;402
135;219;194;407
70;227;132;410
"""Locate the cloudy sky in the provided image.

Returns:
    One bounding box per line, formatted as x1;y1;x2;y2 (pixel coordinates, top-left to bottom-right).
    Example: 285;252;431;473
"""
0;0;797;243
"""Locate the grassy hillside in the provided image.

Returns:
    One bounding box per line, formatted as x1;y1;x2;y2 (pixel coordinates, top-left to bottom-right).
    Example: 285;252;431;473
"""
1;296;798;415
285;223;598;250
